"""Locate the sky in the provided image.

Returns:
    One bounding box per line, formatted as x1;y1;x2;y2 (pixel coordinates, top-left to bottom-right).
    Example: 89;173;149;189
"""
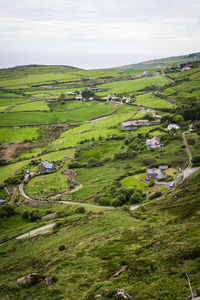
0;0;200;69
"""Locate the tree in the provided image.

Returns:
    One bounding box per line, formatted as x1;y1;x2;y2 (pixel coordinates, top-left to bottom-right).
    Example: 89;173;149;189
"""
130;192;143;204
111;199;121;208
143;112;155;121
173;114;184;126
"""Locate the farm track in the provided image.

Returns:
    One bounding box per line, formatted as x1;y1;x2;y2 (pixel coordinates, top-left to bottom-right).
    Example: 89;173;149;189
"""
19;177;114;209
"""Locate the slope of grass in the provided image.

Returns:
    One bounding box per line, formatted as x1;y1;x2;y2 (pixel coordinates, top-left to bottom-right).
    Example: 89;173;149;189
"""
96;76;168;95
0;127;40;143
0;170;200;299
0;103;115;126
134;92;174;108
11;101;50;112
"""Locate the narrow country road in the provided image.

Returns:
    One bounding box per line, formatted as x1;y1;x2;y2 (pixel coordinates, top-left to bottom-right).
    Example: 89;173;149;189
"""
16;223;55;239
161;70;175;83
19;182;115;209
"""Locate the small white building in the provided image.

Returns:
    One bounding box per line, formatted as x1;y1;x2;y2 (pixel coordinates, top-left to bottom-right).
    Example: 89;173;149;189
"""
75;96;83;101
167;124;180;130
146;136;161;149
105;94;117;102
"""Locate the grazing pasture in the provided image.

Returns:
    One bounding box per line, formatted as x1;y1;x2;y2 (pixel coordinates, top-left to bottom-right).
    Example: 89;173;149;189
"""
96;76;168;95
134;92;174;108
0;127;40;143
11;101;50;112
0;103;115;126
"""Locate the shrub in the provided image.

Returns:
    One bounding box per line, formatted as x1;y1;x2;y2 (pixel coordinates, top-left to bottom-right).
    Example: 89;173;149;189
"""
149;192;162;199
58;245;65;251
148;180;155;187
0;204;16;218
192;155;200;166
130;192;143;204
75;207;86;214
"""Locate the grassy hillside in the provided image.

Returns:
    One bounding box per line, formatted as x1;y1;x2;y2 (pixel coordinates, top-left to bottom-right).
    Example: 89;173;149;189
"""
0;170;200;299
116;52;200;70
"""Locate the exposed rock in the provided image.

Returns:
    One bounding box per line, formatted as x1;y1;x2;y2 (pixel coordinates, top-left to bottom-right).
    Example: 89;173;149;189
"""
114;289;133;299
152;241;160;248
109;267;127;279
187;288;200;300
15;273;55;286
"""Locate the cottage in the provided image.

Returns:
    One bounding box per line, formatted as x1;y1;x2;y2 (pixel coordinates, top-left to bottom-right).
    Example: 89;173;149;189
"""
146;168;165;181
120;121;137;131
67;92;75;95
167;124;180;130
38;161;56;173
122;96;131;103
146;136;161;149
105;94;117;102
142;71;153;77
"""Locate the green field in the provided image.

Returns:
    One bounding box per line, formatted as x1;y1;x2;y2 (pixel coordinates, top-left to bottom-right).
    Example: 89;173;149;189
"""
25;169;69;199
96;76;168;95
134;92;174;108
121;173;147;190
0;160;30;184
0;98;30;106
0;103;115;125
0;127;40;143
11;101;50;112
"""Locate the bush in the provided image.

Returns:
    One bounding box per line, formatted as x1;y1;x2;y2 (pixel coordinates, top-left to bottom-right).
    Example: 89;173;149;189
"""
58;245;65;251
0;204;16;218
149;192;162;199
192;155;200;166
148;180;155;187
130;192;143;204
75;207;86;214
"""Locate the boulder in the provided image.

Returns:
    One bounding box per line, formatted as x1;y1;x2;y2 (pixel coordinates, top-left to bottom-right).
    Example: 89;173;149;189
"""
187;288;200;300
115;289;133;299
16;273;55;286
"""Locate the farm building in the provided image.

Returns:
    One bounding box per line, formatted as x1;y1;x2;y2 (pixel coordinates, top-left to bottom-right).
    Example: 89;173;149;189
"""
146;136;161;149
142;71;153;77
134;120;149;126
38;160;56;172
120;121;137;131
167;124;180;130
146;168;165;181
105;94;117;102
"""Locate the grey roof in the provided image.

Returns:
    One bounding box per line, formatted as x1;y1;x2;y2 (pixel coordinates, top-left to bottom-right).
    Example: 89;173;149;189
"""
146;168;164;177
40;161;55;169
159;165;168;170
121;121;135;127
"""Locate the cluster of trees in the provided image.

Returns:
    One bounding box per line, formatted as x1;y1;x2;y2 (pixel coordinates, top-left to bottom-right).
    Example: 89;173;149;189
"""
161;114;184;127
0;204;16;219
96;184;146;207
22;210;42;222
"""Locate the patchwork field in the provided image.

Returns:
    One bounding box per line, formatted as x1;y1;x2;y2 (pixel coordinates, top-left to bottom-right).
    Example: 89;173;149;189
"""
134;92;174;108
96;76;169;95
11;101;50;112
